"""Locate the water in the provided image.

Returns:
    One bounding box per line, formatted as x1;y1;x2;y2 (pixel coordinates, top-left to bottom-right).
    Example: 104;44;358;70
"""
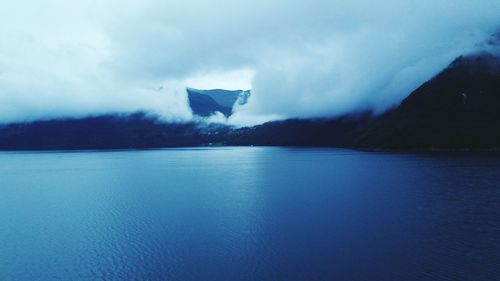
0;147;499;281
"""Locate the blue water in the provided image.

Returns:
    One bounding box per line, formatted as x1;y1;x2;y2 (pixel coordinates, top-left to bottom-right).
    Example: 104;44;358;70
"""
0;147;499;281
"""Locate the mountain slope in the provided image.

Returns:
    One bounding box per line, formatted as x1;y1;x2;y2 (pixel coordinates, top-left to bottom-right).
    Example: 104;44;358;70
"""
0;53;499;151
187;88;250;117
187;90;232;117
190;89;249;107
356;52;500;149
0;113;228;150
219;112;374;147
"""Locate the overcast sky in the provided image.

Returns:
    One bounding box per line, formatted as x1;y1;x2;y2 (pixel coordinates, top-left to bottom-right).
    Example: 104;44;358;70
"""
0;0;499;124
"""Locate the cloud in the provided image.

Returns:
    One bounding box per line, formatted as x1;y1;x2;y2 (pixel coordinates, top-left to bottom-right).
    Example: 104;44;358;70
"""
185;69;254;91
0;0;499;124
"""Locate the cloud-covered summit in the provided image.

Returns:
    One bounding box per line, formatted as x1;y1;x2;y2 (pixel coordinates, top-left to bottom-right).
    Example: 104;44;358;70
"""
0;0;499;124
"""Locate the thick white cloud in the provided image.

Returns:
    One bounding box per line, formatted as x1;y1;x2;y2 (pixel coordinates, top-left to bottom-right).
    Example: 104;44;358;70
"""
0;0;499;124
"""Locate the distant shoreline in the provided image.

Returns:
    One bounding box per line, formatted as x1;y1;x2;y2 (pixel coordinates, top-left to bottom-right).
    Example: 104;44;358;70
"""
1;145;500;154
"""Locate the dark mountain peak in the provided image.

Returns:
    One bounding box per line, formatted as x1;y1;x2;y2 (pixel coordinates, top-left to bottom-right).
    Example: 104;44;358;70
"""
400;52;500;109
357;52;500;149
448;52;500;71
186;88;251;117
187;90;231;117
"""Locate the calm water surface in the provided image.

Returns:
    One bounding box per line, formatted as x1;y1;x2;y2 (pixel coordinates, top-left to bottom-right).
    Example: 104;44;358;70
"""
0;147;499;281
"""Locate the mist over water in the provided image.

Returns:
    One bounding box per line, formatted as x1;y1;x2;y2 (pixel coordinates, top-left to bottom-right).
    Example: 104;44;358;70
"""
0;1;499;124
1;148;499;280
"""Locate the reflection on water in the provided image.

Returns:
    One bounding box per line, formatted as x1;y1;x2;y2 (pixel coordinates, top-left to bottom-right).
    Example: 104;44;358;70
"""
0;148;499;281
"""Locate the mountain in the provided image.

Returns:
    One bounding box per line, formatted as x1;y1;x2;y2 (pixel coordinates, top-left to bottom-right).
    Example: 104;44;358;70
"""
0;52;499;151
218;112;374;147
189;88;251;108
187;88;251;117
356;52;500;150
187;90;232;117
0;112;372;150
0;113;229;150
214;52;500;150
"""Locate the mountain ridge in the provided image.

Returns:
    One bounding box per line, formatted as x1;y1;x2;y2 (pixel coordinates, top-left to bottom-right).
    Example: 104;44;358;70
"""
355;52;500;150
187;88;251;117
0;52;499;151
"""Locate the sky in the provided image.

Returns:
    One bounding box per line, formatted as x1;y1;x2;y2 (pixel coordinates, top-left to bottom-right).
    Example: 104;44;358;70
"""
0;0;499;125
